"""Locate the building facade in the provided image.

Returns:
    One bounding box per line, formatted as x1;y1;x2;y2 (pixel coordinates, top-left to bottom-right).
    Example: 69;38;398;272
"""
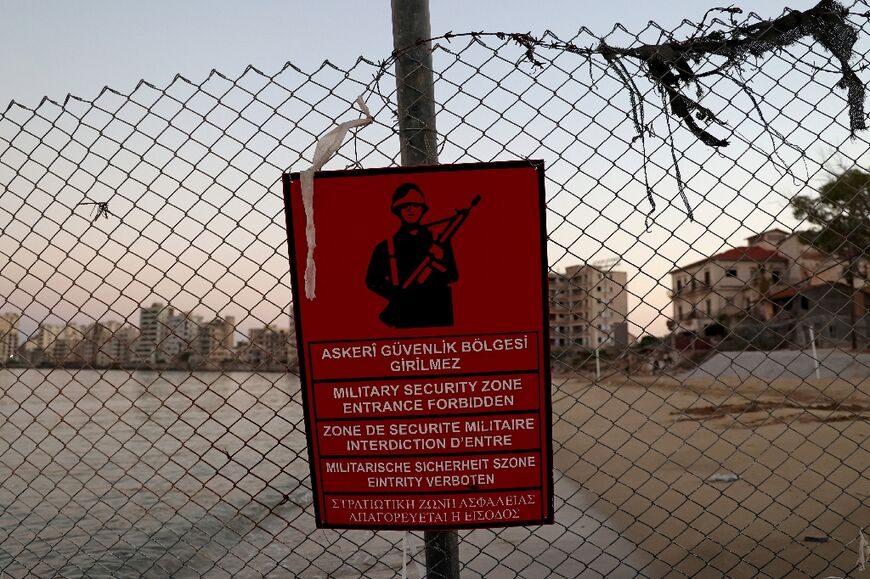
27;324;63;352
241;325;295;371
135;303;175;366
194;315;236;368
77;322;114;367
24;324;86;365
75;321;138;367
103;324;138;367
163;311;203;363
548;264;629;352
22;324;61;365
669;245;790;335
0;313;20;363
669;228;868;344
768;284;870;347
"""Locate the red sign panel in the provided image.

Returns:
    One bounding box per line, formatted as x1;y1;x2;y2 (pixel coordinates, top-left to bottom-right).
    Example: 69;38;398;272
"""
283;160;553;529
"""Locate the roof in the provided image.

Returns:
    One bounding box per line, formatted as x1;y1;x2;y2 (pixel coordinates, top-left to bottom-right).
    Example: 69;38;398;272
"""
670;246;789;275
769;283;870;301
745;228;791;242
769;286;801;300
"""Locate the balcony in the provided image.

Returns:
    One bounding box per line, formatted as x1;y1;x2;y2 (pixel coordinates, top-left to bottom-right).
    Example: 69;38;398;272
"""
669;282;712;297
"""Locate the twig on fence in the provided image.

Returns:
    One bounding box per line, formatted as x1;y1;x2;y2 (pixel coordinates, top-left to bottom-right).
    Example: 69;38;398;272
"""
690;6;744;40
76;201;112;222
661;92;691;223
603;50;658;228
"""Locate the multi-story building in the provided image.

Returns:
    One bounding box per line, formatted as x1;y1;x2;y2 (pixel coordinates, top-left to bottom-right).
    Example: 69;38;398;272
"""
669;228;866;339
548;264;629;352
74;320;136;367
0;312;20;363
102;323;138;367
194;315;236;368
22;324;61;365
163;311;203;364
669;245;789;334
242;325;293;370
21;323;81;365
59;325;85;364
135;303;175;366
77;322;114;367
29;324;64;352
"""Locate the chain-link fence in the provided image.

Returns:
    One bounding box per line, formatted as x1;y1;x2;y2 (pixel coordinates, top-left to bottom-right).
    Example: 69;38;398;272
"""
1;2;869;577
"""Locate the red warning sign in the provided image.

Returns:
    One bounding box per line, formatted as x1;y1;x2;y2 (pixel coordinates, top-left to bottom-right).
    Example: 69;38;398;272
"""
283;160;553;529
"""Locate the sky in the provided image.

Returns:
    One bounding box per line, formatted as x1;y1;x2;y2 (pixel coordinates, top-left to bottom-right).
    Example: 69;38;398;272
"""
0;1;821;108
0;0;857;342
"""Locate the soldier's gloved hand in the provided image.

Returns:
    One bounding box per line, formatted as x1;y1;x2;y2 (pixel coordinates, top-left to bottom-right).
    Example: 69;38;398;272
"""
429;243;444;261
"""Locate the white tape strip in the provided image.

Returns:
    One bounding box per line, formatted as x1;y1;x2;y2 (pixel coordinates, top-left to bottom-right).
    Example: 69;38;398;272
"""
402;532;425;578
402;532;408;579
859;528;868;571
300;96;373;299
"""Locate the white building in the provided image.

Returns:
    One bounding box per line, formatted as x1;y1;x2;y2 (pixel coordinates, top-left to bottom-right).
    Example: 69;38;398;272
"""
163;311;203;363
0;312;20;363
135;303;175;366
548;264;630;351
669;228;864;336
27;324;84;365
28;324;64;352
76;320;138;367
242;325;294;370
195;315;236;368
100;322;138;367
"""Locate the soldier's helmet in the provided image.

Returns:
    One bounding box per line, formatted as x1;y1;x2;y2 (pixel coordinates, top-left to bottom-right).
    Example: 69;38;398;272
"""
391;183;428;216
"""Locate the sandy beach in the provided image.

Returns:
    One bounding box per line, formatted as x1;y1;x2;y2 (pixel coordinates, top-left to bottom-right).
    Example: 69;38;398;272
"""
547;372;870;578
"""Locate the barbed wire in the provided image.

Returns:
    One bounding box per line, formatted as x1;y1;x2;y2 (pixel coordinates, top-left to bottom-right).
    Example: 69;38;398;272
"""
365;0;870;228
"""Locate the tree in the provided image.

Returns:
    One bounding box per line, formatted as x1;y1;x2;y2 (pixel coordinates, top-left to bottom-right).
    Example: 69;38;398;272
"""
792;169;870;266
791;168;870;348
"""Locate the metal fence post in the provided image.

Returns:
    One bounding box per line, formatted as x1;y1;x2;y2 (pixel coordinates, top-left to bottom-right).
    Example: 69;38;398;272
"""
391;0;439;167
391;1;459;578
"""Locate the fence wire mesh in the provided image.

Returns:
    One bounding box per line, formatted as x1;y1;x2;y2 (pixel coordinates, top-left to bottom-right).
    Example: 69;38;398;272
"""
1;2;869;577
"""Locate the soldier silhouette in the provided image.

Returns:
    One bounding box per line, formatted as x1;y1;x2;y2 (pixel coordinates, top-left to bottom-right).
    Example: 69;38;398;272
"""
366;183;460;328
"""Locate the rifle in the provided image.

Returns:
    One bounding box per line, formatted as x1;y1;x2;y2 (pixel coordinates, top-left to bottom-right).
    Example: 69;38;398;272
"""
402;195;482;289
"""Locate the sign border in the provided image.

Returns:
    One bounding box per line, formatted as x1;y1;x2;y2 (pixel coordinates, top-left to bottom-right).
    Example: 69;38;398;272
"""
282;159;554;529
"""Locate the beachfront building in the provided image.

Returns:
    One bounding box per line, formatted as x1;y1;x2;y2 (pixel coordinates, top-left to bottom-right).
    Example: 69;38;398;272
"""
669;228;868;343
26;324;63;352
135;303;175;366
75;321;138;367
0;312;20;364
23;321;137;367
32;324;86;365
241;325;294;371
22;324;62;365
103;324;138;367
548;264;629;353
163;311;203;363
54;325;86;365
77;322;115;367
194;315;236;368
